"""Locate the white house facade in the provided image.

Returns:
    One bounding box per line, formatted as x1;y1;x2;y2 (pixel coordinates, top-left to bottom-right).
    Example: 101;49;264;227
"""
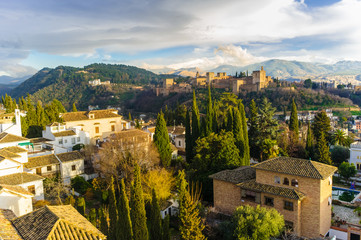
0;184;33;216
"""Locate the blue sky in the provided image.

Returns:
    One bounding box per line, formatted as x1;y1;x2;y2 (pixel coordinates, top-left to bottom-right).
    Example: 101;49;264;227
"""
1;0;361;77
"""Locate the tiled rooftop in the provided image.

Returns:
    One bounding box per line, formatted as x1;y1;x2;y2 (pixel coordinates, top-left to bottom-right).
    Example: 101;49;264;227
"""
61;109;121;122
0;173;44;185
209;166;256;184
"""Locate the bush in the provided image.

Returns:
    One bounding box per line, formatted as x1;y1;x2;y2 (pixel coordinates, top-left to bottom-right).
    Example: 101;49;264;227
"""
72;144;85;151
71;176;91;195
339;191;355;202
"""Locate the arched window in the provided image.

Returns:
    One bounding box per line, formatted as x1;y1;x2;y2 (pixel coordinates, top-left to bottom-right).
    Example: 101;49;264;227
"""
283;178;289;185
291;179;298;187
274;176;280;184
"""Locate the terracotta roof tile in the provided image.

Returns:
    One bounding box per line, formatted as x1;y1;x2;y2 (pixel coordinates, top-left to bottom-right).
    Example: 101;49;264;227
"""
52;130;76;137
56;151;84;163
12;205;105;240
0;149;21;159
0;173;44;185
112;129;150;139
237;180;306;200
62;109;121;122
0;209;22;240
253;157;337;179
209;166;256;184
0;133;28;144
47;122;64;127
0;184;33;196
167;126;185;135
3;146;27;153
25;155;59;169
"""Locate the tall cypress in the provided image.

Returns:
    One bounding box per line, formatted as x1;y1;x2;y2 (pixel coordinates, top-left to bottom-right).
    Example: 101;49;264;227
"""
200;116;207;138
99;206;109;236
289;99;299;138
130;164;149;240
89;208;97;226
162;215;170;240
154;111;172;167
76;197;86;216
226;107;233;132
185;109;193;163
306;122;314;159
72;103;78;112
316;132;332;165
205;84;213;136
239;101;250;165
212;103;219;133
117;178;133;240
150;189;162;240
108;177;118;240
233;108;245;164
248;99;259;158
191;90;200;147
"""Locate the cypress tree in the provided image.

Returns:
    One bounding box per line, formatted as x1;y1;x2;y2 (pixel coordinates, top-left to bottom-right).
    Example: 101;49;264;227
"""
162;215;170;240
289;99;299;137
316;132;332;165
239;101;250;165
108;177;118;240
12;99;17;111
205;84;213;136
191;90;200;147
154;111;172;167
200;116;207;138
129;112;132;121
117;178;133;240
89;208;97;226
212;104;219;133
306;122;314;159
72;103;78;112
150;189;162;240
99;207;109;236
130;164;148;240
76;197;86;216
248;99;259;158
226;107;233;132
233;108;245;164
185;109;193;162
312;110;331;141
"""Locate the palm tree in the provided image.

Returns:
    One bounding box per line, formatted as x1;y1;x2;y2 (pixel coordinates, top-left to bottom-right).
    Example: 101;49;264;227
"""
332;129;346;146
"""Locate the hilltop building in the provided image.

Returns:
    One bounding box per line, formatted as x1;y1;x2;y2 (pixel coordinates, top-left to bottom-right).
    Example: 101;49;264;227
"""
210;157;337;238
155;78;192;96
88;79;110;86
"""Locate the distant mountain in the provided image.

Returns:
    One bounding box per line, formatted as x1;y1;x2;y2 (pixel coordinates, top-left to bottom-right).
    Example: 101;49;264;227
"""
0;75;30;85
10;63;162;110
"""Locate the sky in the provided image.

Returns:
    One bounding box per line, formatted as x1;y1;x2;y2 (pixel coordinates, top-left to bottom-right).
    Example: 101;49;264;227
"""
1;0;361;78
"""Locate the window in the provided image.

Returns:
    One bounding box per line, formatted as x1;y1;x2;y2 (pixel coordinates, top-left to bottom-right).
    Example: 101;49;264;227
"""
36;168;42;175
28;185;35;194
72;165;76;171
291;179;298;187
178;141;181;146
357;163;361;171
59;139;63;144
111;125;115;131
64;139;67;143
283;178;289;185
77;137;81;142
71;138;76;144
95;126;99;134
284;221;294;231
242;190;260;203
47;166;52;172
284;201;294;211
274;176;280;184
264;196;274;206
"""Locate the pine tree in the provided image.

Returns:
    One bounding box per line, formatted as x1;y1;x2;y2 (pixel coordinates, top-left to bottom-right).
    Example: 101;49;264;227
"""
233;108;245;164
205;84;213;136
99;207;109;236
185;109;193;162
162;215;170;240
117;178;133;240
316;132;332;165
130;164;148;240
306;121;314;159
72;103;78;112
289;99;299;137
154;111;172;167
108;177;118;240
239;101;250;165
150;189;162;240
191;90;200;148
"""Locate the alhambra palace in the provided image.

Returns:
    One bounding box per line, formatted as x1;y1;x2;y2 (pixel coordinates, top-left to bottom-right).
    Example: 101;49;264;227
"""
155;66;272;96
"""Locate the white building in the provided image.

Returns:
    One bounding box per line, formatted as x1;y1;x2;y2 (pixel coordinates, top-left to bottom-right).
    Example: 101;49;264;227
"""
0;184;33;216
0;132;30;149
350;142;361;170
160;198;179;219
42;122;90;153
174;134;186;149
0;109;22;137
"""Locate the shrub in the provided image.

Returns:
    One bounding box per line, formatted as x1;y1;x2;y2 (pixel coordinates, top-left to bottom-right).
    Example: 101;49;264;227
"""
71;176;91;195
339;191;355;202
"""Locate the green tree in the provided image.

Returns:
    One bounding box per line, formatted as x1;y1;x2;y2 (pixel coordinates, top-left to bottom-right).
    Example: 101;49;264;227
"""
185;109;193;162
306;122;314;159
99;207;109;236
89;208;97;226
331;145;350;167
338;162;357;184
205;84;213;136
233;205;284;240
130;164;149;240
248;99;259;159
117;178;133;240
316;132;332;165
72;103;78;112
232;108;245;163
332;129;347;146
76;197;86;216
312;111;331;141
289;99;299;138
191;90;200;148
108;177;118;240
150;188;162;240
154;111;172;167
162;215;170;240
239;102;250;165
129;112;132;121
304;79;312;88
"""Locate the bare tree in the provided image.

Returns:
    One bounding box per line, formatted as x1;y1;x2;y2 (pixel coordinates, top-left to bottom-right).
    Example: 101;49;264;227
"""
43;177;70;205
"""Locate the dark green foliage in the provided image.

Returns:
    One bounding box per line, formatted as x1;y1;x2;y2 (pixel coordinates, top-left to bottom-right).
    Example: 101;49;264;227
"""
71;176;91;195
339;191;355;202
76;197;86;216
316;132;332;165
154;111;172;167
306;122;314;159
304;79;312;88
338;162;357;184
239;102;250;165
131;164;149;240
72;143;85;151
185;109;193;162
289;99;299;137
232;108;245;163
191;90;200;148
205;84;213;136
150;189;162;240
64;195;75;206
226;108;233;132
89;208;97;226
99;207;109;236
108;177;118;240
248;99;259;159
312;111;331;141
162;215;170;240
72;103;77;112
331;145;350;167
129;112;132;121
117;178;133;240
